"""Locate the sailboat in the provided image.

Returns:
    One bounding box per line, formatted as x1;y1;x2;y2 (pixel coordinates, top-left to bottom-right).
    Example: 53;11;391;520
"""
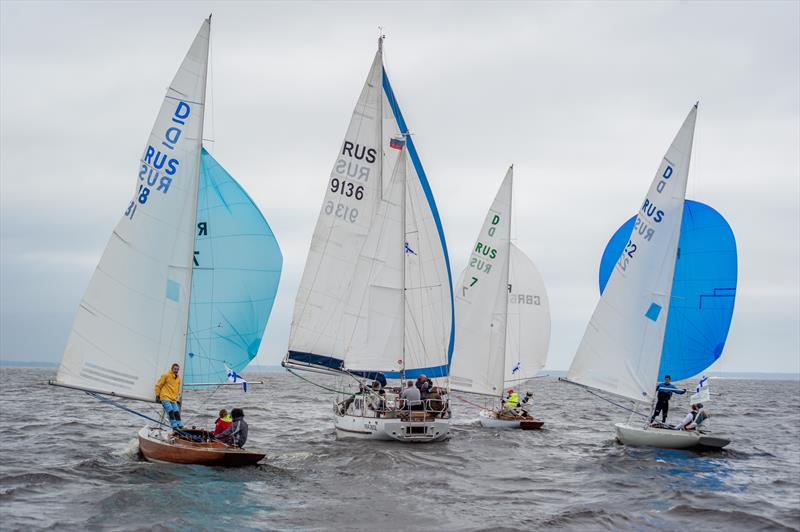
449;167;551;429
282;36;454;442
50;17;282;466
564;103;737;450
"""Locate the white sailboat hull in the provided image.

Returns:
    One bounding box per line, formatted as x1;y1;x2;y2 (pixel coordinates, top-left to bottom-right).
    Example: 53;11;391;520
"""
478;409;544;430
334;413;450;443
614;423;730;449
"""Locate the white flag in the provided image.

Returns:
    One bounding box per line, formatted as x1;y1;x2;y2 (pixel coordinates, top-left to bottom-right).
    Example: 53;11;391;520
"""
690;375;709;404
225;364;248;392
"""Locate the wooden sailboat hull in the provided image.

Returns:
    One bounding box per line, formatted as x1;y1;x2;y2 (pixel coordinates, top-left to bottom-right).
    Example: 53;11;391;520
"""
138;426;266;466
614;423;730;450
478;409;544;430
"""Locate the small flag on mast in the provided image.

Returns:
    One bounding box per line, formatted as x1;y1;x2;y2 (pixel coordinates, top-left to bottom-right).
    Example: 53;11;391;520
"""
390;137;405;150
225;364;248;392
690;375;709;404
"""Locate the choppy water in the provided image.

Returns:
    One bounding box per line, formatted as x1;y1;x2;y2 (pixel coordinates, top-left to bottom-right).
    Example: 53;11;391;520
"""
1;368;798;531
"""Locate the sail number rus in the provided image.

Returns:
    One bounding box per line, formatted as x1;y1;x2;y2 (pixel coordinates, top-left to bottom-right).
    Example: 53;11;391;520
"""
617;161;673;273
461;213;503;296
324;141;374;224
125;101;192;220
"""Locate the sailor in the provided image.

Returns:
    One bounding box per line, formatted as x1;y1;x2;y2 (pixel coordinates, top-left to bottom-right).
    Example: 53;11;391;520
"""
155;362;183;429
213;409;233;436
415;374;434;397
216;408;249;447
518;391;534;415
400;380;424;411
649;375;686;424
684;403;709;431
675;403;699;430
502;389;519;413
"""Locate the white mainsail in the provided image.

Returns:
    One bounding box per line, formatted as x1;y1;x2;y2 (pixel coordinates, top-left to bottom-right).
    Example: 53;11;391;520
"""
55;20;210;402
287;39;453;378
566;105;697;404
450;169;551;396
450;169;513;395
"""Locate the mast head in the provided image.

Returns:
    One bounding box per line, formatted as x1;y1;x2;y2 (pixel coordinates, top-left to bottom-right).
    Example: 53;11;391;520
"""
694;100;699;109
377;27;385;52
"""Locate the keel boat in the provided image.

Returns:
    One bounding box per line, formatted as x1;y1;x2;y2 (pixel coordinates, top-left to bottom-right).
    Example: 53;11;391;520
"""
449;167;550;429
50;17;282;466
283;36;454;442
564;104;737;450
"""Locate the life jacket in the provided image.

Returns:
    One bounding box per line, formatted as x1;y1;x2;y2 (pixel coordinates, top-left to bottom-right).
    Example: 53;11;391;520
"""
213;415;233;436
506;392;519;408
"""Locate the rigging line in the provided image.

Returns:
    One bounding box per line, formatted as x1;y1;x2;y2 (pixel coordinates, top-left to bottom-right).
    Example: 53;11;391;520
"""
286;368;354;396
580;387;649;419
504;374;550;383
452;394;490;410
86;392;205;442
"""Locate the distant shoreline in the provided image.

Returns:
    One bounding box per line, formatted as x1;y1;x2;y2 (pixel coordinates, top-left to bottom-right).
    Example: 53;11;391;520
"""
2;360;797;380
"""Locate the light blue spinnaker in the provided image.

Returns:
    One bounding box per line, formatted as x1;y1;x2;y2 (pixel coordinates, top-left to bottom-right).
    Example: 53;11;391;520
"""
598;200;737;382
185;148;283;384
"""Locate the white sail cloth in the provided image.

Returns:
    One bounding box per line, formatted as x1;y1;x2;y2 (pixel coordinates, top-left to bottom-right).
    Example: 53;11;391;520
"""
55;20;210;401
450;169;550;396
505;243;550;382
288;43;452;376
567;105;697;404
450;170;513;395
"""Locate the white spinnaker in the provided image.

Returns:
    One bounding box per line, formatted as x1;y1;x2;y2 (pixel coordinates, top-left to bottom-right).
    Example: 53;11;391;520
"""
567;105;697;404
288;50;391;367
450;169;513;395
56;20;210;401
505;243;550;381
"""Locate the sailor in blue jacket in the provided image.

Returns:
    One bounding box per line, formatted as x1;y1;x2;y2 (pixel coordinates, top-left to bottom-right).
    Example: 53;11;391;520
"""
649;375;686;424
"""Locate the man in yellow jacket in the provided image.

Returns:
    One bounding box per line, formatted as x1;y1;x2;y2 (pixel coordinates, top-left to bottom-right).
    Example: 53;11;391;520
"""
155;363;183;429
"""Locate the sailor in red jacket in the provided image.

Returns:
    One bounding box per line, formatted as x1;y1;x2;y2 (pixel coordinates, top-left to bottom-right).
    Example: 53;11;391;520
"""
213;409;233;436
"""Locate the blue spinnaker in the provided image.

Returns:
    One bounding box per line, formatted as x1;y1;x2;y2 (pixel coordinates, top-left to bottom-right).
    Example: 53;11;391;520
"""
599;200;737;382
185;148;282;384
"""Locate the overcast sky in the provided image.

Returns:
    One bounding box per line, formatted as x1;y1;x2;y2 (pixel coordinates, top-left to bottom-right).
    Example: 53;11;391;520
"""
1;1;798;373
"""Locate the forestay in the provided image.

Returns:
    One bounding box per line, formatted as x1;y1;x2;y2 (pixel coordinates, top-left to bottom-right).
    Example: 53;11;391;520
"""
286;40;453;379
185;148;283;385
567;105;697;404
598;200;737;382
55;20;210;402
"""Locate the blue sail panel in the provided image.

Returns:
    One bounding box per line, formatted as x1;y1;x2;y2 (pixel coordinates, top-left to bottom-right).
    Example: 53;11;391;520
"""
598;200;737;381
185;148;283;384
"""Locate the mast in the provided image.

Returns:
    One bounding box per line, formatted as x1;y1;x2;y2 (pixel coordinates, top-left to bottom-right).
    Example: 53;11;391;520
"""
500;164;513;402
400;146;407;385
179;16;211;398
